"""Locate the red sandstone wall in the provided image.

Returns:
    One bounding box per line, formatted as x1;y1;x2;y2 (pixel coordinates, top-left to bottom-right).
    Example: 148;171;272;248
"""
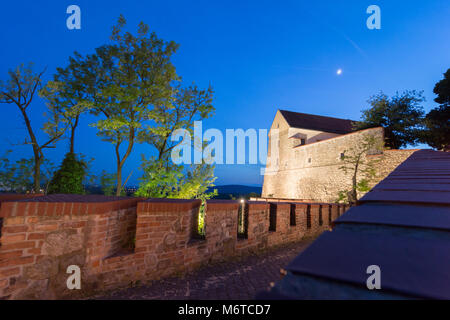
0;195;141;299
0;195;346;300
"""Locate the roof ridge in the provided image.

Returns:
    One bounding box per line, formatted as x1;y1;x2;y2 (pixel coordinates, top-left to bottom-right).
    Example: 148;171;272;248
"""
278;109;356;122
277;109;356;134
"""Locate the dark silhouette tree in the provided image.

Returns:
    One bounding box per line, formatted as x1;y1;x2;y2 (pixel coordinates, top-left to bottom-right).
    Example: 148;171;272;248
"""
420;69;450;150
355;90;425;149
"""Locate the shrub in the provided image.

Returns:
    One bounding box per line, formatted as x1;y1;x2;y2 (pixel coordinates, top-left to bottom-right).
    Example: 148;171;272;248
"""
47;152;87;194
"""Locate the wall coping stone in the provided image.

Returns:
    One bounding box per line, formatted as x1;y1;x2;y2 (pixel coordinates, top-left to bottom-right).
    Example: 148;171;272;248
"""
206;200;240;210
0;193;44;203
12;194;132;202
138;198;202;213
0;195;142;218
247;201;270;210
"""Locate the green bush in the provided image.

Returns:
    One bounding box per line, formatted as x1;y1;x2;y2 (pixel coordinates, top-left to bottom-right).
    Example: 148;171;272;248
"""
47;152;87;194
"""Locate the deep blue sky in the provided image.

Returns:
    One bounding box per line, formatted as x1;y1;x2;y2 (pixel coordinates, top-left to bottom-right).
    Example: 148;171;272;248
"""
0;1;449;186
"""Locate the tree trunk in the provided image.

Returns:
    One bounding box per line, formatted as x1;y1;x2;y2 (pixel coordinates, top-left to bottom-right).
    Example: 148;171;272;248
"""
70;127;75;154
115;141;122;196
350;158;360;205
114;128;135;196
19;107;42;193
69;115;79;154
350;175;357;205
33;155;42;193
116;163;122;196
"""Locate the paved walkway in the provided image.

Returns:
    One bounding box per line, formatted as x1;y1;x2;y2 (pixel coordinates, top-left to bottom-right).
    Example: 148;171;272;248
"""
95;240;313;300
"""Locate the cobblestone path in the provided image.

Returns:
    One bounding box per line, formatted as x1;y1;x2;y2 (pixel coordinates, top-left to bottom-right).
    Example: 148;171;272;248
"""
95;240;312;300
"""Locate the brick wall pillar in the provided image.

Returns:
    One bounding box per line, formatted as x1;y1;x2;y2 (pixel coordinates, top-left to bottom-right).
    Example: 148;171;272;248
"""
267;203;290;246
309;204;321;236
236;202;269;254
135;199;201;280
331;203;339;221
204;200;239;262
294;203;309;236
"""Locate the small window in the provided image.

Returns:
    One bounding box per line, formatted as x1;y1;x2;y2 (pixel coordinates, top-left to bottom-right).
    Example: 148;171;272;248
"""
308;158;311;163
300;139;306;145
340;153;345;160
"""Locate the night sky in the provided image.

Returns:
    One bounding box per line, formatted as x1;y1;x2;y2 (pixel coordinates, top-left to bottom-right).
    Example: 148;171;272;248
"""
0;0;449;186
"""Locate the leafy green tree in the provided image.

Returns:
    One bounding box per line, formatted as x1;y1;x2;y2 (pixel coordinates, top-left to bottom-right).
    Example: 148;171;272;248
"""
47;153;87;194
99;170;126;196
355;90;425;149
140;84;214;161
40;54;94;154
64;16;179;195
0;150;55;193
135;81;215;202
134;69;215;202
420;69;450;150
337;134;384;205
0;64;67;192
63;15;215;198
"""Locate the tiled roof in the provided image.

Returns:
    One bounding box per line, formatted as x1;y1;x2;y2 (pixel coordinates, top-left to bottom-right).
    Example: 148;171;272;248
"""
259;149;450;299
279;109;356;134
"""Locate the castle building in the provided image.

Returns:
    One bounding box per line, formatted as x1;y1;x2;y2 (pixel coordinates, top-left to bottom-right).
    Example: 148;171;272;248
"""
261;110;416;202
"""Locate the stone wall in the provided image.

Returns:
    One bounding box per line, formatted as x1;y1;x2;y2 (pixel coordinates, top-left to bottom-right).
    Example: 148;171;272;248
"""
262;127;417;202
0;195;348;299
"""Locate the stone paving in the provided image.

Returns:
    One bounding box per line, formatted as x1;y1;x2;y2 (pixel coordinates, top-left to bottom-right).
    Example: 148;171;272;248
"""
95;240;313;300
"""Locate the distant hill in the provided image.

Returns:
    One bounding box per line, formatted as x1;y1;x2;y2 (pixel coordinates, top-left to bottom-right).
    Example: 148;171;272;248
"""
84;184;262;200
208;185;262;200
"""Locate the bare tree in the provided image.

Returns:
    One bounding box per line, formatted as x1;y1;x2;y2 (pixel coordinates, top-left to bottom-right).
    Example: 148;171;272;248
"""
0;63;67;192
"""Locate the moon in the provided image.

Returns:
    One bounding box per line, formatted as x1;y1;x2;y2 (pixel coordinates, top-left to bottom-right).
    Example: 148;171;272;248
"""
336;69;343;75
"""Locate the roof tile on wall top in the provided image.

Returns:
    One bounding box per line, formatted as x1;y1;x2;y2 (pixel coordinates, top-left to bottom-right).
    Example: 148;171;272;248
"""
261;149;450;300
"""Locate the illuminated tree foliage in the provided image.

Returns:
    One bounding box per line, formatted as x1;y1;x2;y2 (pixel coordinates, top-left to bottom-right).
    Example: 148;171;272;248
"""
135;157;217;201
